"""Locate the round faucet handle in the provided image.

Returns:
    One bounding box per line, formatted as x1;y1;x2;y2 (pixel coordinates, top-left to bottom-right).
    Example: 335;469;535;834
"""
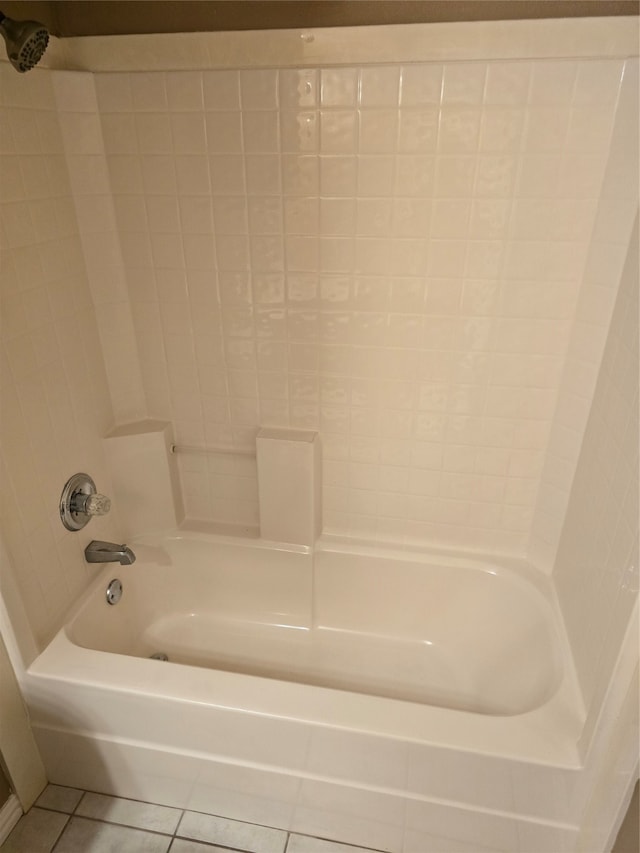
60;473;112;531
71;491;111;517
83;493;111;516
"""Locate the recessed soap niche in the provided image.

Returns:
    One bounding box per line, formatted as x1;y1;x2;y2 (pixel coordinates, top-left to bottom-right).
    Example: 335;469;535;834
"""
104;421;321;546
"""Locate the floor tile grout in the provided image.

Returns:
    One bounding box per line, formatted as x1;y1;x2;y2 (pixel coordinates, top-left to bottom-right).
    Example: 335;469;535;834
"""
5;784;387;853
56;811;180;838
42;810;69;853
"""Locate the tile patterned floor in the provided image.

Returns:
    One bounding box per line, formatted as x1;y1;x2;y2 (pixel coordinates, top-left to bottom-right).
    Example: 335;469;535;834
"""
1;786;384;853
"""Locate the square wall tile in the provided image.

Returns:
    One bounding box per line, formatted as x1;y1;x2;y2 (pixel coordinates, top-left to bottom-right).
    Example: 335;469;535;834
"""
34;53;633;562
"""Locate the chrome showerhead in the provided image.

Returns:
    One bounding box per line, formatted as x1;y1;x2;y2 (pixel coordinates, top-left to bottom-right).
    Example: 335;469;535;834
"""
0;11;49;73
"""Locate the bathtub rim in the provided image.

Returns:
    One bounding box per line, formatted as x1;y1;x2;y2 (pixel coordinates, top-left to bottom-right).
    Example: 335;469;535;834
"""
26;527;586;770
26;625;584;769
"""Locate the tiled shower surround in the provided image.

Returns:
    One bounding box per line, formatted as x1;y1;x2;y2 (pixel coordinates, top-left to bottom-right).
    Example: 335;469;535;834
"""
0;27;637;647
0;66;123;648
75;56;634;556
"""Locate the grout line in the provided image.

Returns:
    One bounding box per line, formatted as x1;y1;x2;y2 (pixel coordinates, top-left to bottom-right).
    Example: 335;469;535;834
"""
21;789;387;853
47;811;71;853
174;808;186;838
52;812;176;838
173;807;186;837
72;789;85;814
167;835;246;852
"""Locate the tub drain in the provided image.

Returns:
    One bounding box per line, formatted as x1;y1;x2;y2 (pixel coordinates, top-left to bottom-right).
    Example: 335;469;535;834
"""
149;652;169;661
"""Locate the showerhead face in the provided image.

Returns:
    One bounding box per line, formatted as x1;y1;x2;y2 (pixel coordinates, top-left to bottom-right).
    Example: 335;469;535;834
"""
0;13;49;73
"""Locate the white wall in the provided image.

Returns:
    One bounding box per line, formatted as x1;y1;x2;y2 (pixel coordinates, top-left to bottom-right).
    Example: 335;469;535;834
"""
530;59;639;570
87;51;634;558
0;631;46;809
52;71;147;425
554;216;638;724
0;19;637;658
0;63;122;653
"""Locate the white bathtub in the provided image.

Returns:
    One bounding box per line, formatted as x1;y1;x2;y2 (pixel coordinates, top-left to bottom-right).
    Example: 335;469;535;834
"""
25;529;587;852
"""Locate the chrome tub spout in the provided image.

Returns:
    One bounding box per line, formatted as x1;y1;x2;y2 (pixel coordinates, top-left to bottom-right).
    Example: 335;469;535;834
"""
85;540;136;565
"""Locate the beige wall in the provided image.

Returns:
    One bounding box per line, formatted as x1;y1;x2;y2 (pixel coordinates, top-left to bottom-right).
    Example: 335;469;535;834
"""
0;62;123;652
553;215;638;720
0;633;46;809
86;54;636;557
0;14;637;647
530;59;639;569
0;762;11;805
612;782;639;853
1;1;638;38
